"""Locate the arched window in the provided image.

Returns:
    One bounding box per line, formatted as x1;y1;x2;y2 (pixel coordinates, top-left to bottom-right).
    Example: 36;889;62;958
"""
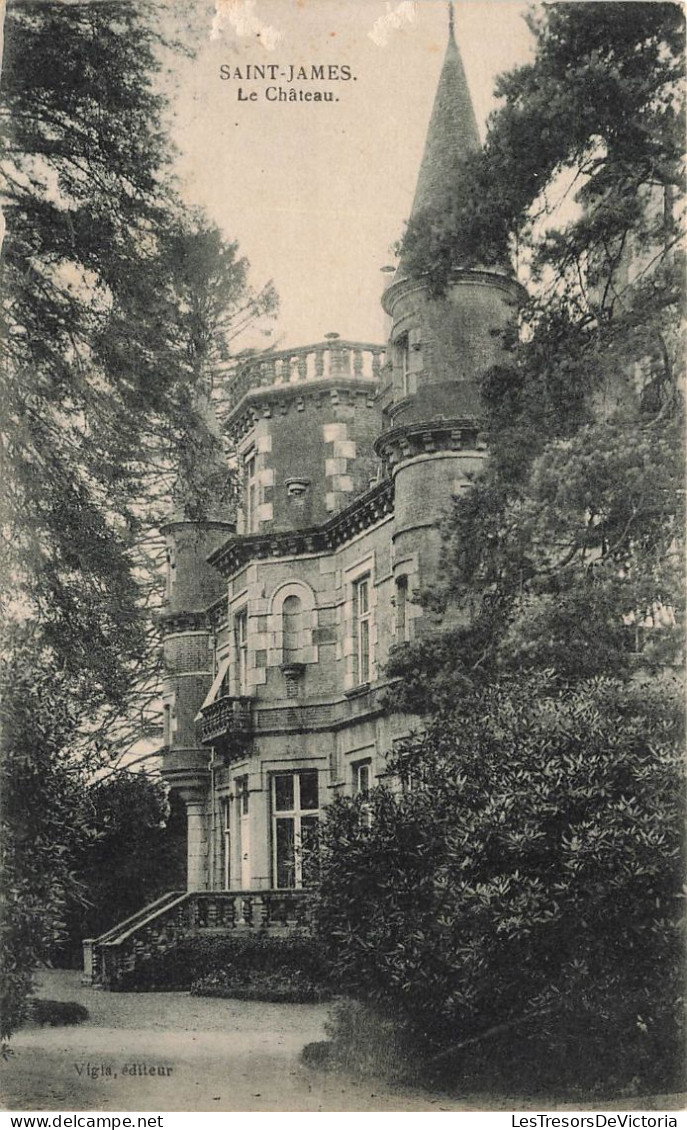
282;594;302;662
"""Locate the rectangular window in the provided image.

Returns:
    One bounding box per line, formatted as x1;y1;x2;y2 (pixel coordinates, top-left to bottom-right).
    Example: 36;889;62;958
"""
397;334;410;397
395;575;408;640
271;770;320;889
244;450;258;533
352;759;371;797
236;776;250;888
237;775;249;816
235;608;248;693
352;759;373;829
222;798;231;890
354;575;371;684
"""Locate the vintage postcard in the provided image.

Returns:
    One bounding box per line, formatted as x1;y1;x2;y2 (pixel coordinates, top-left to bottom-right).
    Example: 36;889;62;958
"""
2;0;683;1117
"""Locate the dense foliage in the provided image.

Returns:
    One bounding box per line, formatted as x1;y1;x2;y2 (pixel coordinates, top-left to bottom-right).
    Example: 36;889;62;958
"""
0;632;96;1041
113;933;328;995
318;676;685;1091
389;4;684;699
53;773;186;968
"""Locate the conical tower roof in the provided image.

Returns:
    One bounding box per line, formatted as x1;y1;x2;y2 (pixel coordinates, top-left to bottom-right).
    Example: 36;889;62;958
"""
411;11;480;217
393;6;480;285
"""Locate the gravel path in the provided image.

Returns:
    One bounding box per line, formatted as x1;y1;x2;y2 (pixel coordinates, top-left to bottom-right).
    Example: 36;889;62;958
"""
2;972;683;1113
0;971;457;1112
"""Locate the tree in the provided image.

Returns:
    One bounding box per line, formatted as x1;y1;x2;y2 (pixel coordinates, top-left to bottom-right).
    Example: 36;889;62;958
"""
0;628;97;1041
0;1;276;1040
392;1;684;693
53;772;186;968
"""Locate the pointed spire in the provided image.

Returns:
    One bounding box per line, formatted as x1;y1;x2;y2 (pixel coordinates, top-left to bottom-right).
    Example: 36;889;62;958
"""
407;7;480;224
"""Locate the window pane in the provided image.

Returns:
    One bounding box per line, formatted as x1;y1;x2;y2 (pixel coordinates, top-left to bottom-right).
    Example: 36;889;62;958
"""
299;769;319;811
238;777;249;815
300;816;320;887
357;577;369;615
275;818;295;888
396;576;407;635
274;773;294;812
359;619;370;682
358;763;370;795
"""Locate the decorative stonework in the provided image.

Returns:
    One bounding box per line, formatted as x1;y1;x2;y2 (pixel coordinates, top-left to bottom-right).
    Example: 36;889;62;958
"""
382;266;526;317
209;478;394;577
206;595;229;631
221;340;384;412
374;417;487;472
226;383;379;447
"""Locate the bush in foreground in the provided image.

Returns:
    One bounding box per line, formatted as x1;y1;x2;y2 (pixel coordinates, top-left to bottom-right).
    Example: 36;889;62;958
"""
116;932;331;997
316;675;685;1096
26;1000;89;1028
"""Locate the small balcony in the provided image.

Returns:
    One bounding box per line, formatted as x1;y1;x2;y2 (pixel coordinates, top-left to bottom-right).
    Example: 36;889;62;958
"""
199;695;253;755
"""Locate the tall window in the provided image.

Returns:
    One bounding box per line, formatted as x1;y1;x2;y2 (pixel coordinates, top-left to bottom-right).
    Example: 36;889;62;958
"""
237;775;250;889
282;594;302;662
352;759;373;829
235;608;248;693
397;333;410;397
352;759;371;797
165;547;176;598
395;575;408;640
272;770;319;889
222;798;231;890
244;450;258;533
354;575;371;684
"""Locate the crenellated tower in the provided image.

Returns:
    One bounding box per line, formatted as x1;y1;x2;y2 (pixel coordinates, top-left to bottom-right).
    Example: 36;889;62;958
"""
376;6;523;602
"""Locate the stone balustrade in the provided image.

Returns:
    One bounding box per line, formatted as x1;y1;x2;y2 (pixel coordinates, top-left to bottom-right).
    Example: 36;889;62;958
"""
223;340;386;410
86;888;315;989
199;695;253;749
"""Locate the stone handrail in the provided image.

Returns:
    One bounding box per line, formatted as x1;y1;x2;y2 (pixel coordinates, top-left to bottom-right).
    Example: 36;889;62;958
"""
223;340;386;409
86;889;314;988
199;695;253;746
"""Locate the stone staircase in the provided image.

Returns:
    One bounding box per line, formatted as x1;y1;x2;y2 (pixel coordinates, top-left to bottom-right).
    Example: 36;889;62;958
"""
83;889;314;990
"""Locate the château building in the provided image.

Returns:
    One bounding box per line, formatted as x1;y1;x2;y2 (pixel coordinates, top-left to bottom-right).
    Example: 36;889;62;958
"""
86;15;524;984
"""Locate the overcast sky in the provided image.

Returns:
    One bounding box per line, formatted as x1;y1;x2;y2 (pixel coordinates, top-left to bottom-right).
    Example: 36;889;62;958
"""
167;0;536;350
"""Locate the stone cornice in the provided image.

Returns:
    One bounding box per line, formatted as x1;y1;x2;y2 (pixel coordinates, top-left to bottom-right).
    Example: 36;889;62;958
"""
209;477;394;578
374;417;487;471
382;265;527;316
159;517;235;536
224;380;380;446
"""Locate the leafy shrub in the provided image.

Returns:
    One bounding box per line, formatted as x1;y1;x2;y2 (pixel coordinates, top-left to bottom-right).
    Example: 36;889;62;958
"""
193;969;332;1003
316;675;686;1095
117;932;330;993
27;1000;89;1027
